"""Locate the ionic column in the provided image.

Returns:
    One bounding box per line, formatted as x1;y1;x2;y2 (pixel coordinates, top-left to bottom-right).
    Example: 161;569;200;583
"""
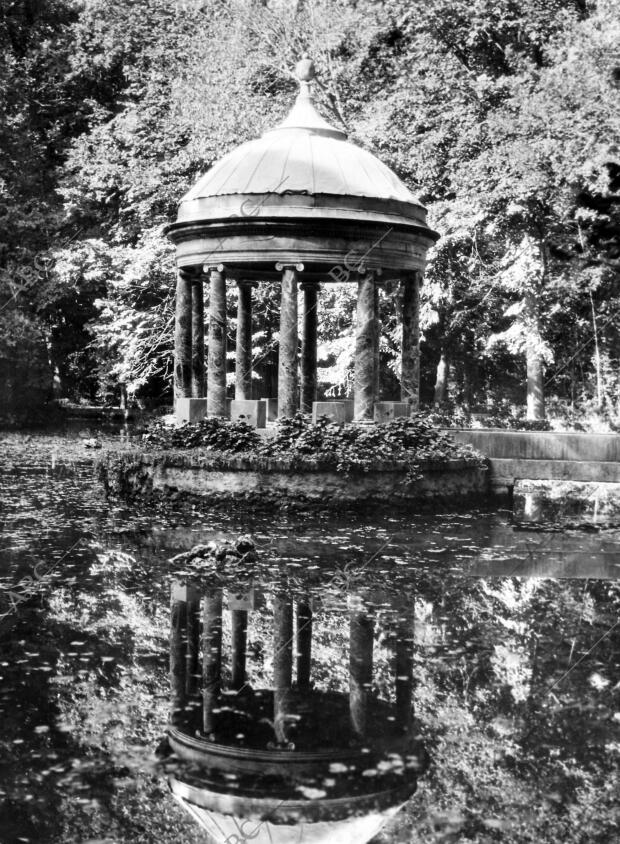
191;276;205;397
349;606;374;739
174;269;192;400
354;272;377;421
373;282;381;401
231;609;248;691
277;263;301;418
300;282;319;413
401;271;421;409
203;588;223;735
296;601;312;692
273;595;293;745
235;281;254;400
206;265;227;417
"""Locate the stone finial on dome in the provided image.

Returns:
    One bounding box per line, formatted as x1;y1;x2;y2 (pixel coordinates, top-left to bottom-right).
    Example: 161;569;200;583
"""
295;54;316;83
265;54;346;139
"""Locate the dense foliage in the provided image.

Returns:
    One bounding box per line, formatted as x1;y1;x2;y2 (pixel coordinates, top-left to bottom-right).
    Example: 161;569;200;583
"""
0;0;618;426
139;412;485;474
141;416;261;452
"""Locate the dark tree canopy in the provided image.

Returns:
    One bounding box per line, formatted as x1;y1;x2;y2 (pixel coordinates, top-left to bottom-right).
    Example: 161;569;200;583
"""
0;0;618;426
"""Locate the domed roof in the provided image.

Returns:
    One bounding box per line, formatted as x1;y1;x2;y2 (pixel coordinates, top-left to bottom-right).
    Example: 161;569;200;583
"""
176;57;428;229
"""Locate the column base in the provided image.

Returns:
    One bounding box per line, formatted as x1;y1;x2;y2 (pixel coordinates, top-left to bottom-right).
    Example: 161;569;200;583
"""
312;401;346;424
176;397;208;424
230;399;266;428
342;399;354;423
374;401;411;423
260;398;278;422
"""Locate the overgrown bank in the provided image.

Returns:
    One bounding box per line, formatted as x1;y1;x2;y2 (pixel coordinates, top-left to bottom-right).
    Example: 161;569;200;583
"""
98;415;487;507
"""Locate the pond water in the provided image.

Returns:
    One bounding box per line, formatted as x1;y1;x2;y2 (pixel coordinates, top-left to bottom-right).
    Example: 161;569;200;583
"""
0;430;619;843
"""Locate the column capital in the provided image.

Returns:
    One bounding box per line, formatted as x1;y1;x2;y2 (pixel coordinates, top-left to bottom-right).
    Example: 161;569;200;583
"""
178;266;199;280
355;267;383;279
202;262;225;275
276;262;304;272
401;268;422;282
237;279;258;289
300;280;321;291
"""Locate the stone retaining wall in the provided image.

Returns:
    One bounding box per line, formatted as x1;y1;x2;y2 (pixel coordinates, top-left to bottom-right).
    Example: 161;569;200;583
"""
98;449;488;505
444;429;620;488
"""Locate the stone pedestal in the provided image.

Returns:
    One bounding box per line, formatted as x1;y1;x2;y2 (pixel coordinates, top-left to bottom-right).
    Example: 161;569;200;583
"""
176;397;208;424
230;399;266;428
374;401;410;424
312;401;346;424
260;398;278;422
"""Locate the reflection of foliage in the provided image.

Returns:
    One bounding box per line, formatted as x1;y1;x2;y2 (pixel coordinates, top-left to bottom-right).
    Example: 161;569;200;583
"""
3;433;620;842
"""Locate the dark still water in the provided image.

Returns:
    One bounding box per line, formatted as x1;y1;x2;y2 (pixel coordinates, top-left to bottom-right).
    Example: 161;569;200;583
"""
0;431;619;844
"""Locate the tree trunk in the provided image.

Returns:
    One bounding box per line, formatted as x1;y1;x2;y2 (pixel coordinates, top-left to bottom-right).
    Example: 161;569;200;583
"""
524;288;545;420
433;351;449;405
174;270;192;400
401;272;420;408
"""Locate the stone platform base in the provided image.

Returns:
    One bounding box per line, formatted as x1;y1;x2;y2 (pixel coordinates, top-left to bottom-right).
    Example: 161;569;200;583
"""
98;450;488;507
176;398;208;424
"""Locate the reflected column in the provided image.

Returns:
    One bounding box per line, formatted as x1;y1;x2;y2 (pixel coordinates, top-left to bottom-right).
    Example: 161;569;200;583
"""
349;603;374;739
185;584;202;720
273;595;293;745
296;600;313;692
203;587;223;735
394;609;414;733
231;609;248;692
170;582;188;727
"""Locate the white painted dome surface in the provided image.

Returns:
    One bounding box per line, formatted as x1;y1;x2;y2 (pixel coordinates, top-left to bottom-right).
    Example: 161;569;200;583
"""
177;81;423;223
181;129;418;204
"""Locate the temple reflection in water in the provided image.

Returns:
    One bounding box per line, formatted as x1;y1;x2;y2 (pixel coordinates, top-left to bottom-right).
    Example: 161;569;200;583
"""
163;579;425;843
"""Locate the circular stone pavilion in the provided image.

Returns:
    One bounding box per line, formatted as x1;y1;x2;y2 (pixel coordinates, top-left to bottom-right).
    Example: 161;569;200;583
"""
166;56;439;424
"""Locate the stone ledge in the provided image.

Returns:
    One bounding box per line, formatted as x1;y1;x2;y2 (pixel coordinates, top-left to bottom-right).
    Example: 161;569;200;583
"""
97;448;488;505
99;447;479;473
